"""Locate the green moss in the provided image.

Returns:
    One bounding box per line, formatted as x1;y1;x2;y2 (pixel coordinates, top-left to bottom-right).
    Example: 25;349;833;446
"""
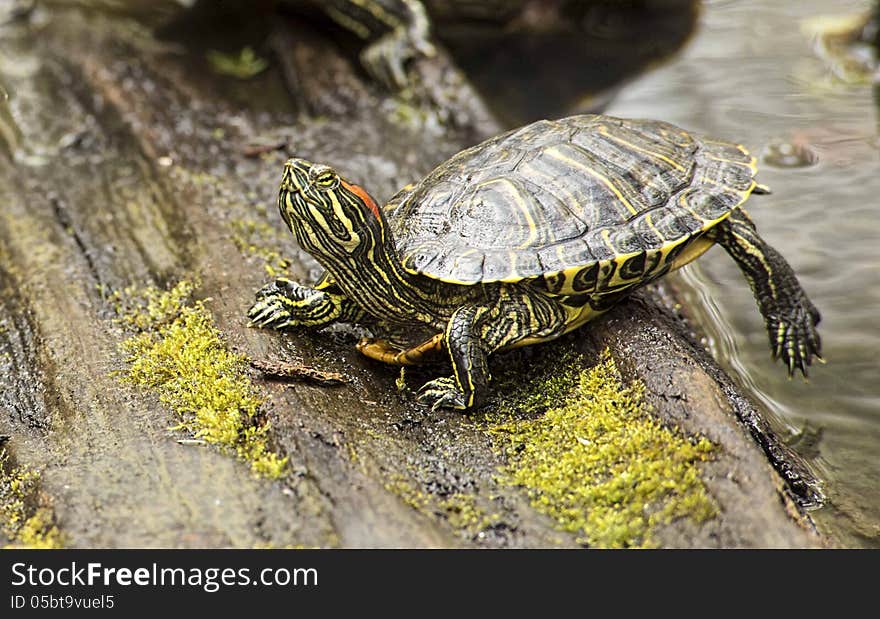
1;452;64;549
383;475;430;512
228;218;293;278
486;349;716;548
395;368;407;393
438;493;500;536
381;471;500;538
491;347;583;419
108;279;196;331
206;47;269;79
114;281;288;479
17;509;64;549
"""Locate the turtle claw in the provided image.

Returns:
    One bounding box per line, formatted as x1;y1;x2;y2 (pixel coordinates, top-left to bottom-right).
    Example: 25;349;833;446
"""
416;376;467;411
254;278;298;302
247;295;296;331
768;300;822;379
248;278;317;330
248;280;302;331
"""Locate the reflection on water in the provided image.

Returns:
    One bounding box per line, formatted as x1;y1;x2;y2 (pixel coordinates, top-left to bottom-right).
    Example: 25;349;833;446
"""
609;0;880;546
802;7;878;84
441;0;700;125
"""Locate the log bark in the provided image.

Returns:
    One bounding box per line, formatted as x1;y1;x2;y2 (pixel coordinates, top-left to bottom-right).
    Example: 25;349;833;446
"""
0;5;820;548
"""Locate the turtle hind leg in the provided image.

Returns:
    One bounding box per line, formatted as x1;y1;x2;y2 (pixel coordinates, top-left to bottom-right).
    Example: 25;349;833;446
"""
416;287;568;411
711;209;822;377
357;333;444;365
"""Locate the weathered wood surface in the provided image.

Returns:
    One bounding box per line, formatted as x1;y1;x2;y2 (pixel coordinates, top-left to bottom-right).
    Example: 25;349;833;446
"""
0;5;821;548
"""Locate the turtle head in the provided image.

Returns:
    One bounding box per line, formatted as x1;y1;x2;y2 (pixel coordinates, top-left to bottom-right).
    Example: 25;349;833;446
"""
278;158;384;258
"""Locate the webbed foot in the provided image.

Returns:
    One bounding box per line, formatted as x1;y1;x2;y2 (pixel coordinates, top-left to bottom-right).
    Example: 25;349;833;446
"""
713;209;824;381
248;278;310;330
249;298;297;331
769;297;822;378
416;376;467;411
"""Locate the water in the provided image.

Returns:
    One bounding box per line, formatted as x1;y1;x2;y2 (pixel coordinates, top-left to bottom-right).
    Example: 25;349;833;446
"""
607;0;880;546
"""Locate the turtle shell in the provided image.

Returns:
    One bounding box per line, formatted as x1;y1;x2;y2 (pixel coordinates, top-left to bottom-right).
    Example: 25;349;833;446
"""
386;114;759;294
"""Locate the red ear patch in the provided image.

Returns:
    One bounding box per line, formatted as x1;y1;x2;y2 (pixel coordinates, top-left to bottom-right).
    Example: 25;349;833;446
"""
343;181;381;220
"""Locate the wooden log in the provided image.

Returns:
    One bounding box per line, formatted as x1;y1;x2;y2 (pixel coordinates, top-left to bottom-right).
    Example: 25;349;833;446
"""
0;5;820;548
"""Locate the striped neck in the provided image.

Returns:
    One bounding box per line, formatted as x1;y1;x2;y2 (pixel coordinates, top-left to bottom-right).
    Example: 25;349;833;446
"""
277;158;457;326
309;208;437;326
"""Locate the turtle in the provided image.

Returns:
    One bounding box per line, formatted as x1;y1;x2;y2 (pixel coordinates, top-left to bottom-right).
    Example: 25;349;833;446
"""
309;0;698;94
248;114;822;411
85;1;696;123
311;0;560;91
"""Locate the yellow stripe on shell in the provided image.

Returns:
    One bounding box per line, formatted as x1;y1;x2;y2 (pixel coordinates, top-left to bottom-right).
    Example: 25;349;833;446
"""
476;177;539;250
702;143;759;174
597;125;687;172
543;145;640;216
403;145;762;292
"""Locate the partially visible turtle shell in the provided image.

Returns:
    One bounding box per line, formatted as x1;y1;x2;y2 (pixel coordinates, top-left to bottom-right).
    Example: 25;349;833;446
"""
386;114;758;293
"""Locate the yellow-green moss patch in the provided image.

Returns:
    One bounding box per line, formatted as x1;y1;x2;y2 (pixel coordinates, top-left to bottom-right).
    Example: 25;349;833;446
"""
801;12;877;85
1;452;64;549
380;471;499;539
438;493;501;536
487;349;716;548
229;218;293;278
383;474;430;513
113;281;287;479
207;47;269;79
386;477;499;538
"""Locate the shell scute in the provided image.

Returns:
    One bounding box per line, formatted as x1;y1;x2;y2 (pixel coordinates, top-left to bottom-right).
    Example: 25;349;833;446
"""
387;115;759;290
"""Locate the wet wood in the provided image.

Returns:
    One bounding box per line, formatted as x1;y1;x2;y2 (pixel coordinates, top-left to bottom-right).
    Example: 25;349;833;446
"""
0;5;821;548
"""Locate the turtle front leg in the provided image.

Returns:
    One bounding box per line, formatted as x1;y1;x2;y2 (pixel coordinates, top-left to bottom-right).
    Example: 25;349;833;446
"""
248;276;364;331
712;209;822;376
417;287;568;411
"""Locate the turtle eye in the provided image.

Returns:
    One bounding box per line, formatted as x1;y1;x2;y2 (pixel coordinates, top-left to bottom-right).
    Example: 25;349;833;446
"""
314;170;339;190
